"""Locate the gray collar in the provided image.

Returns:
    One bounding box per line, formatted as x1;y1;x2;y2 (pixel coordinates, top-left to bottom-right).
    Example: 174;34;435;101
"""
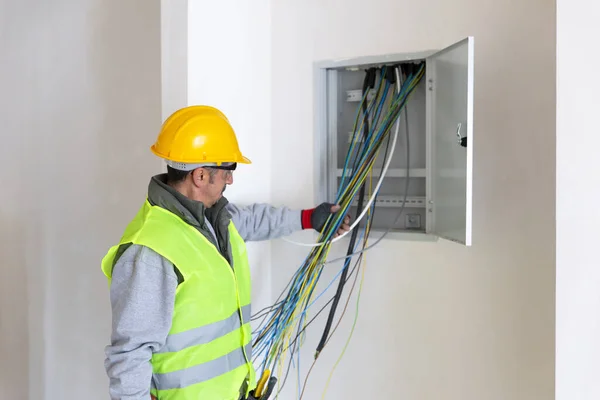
147;174;230;230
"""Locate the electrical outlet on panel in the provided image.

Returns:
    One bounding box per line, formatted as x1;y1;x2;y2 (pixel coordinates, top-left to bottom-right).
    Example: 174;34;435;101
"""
346;90;362;102
405;214;421;229
346;89;375;102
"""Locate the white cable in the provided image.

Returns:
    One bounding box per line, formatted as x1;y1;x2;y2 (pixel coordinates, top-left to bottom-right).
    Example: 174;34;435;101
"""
282;67;402;247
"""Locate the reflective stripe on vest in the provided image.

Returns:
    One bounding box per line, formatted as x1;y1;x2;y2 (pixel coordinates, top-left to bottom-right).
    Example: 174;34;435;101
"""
157;304;251;354
154;342;252;390
101;200;257;400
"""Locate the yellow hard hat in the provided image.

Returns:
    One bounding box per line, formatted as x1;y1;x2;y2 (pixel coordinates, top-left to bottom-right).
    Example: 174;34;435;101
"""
151;105;251;168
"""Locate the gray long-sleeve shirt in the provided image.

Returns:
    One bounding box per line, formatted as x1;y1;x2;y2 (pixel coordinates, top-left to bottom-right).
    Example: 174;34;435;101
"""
103;175;303;399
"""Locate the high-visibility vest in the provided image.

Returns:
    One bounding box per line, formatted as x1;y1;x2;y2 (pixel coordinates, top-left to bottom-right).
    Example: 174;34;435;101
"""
101;200;257;400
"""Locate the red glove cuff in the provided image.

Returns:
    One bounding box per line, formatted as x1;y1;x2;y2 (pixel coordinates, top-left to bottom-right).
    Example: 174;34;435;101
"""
301;209;314;229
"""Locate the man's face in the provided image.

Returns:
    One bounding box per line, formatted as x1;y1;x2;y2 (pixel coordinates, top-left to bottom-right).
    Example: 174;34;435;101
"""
205;168;233;205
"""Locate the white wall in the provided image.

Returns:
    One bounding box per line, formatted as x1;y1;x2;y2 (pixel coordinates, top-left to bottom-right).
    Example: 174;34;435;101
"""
270;1;555;399
0;0;162;398
0;3;34;396
0;1;562;399
556;1;600;399
161;0;188;119
186;0;273;311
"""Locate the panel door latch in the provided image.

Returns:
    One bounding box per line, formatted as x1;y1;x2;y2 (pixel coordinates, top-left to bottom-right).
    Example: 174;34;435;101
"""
456;123;467;147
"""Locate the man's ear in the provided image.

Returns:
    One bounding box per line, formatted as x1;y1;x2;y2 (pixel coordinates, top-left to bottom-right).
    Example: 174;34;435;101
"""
190;168;206;187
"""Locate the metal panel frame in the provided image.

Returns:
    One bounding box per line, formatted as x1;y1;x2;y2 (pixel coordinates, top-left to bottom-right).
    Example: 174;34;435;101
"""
312;43;473;244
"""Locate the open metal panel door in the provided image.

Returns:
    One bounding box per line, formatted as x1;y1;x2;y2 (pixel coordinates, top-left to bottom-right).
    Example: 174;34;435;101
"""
427;37;474;245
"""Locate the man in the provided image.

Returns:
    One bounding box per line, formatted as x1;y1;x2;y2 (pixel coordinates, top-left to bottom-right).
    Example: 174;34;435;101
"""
101;105;350;400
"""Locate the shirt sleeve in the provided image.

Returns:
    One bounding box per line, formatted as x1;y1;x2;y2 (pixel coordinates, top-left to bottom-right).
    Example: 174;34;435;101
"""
226;203;303;242
104;244;179;400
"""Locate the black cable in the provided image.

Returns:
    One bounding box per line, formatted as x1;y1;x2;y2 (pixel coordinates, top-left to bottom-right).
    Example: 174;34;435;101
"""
370;65;401;228
348;67;382;175
368;68;397;225
301;243;367;400
287;250;364;353
314;67;376;357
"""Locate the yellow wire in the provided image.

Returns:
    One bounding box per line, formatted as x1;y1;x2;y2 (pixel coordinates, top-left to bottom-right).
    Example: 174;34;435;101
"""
272;243;334;379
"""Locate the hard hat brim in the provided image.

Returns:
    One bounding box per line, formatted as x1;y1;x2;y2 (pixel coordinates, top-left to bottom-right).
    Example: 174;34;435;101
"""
150;145;252;166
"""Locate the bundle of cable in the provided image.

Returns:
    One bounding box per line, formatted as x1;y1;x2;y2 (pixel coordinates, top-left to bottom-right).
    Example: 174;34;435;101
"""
251;63;425;398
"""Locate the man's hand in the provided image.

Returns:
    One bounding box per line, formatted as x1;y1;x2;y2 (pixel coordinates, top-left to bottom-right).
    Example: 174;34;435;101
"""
301;203;351;237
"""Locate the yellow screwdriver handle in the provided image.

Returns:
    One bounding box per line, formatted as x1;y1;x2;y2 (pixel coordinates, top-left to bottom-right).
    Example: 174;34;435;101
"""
255;369;270;398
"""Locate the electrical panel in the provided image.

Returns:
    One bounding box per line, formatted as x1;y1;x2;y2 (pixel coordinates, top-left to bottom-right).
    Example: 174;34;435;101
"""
314;37;474;245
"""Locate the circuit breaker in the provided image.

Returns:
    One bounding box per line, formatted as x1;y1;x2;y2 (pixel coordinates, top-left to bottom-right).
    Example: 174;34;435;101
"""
313;37;474;246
